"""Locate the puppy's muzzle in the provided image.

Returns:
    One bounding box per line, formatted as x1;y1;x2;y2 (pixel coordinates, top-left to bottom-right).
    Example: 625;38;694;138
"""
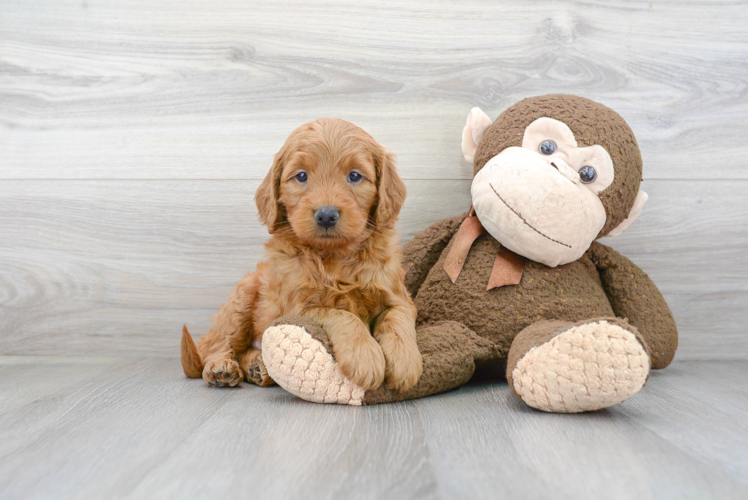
314;206;340;229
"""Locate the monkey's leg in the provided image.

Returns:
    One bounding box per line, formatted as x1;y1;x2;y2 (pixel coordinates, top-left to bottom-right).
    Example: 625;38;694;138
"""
506;317;651;413
261;316;500;405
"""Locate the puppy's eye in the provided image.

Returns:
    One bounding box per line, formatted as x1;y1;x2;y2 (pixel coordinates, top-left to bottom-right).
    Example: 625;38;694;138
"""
539;140;557;155
579;166;597;184
347;171;363;183
294;171;308;183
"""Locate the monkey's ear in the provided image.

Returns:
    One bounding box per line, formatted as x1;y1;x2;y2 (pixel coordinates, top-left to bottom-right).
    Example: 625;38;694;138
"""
607;190;648;237
461;107;492;163
255;150;286;233
374;150;407;228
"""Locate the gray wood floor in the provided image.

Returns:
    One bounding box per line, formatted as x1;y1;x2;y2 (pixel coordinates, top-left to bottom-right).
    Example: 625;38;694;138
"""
0;357;746;500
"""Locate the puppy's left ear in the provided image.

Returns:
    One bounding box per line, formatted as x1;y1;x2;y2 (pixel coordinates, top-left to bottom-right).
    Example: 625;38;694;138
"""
255;147;286;233
374;149;407;228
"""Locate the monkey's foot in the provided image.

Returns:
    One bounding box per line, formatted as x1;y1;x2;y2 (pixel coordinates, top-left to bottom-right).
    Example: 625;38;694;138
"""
508;319;650;413
262;321;365;406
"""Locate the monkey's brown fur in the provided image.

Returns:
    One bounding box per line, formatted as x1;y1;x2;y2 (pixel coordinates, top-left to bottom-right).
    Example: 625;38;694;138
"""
181;118;422;392
405;95;676;371
474;94;643;235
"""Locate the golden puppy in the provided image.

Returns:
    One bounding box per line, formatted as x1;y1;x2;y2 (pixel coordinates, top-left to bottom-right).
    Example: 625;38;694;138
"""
181;118;422;392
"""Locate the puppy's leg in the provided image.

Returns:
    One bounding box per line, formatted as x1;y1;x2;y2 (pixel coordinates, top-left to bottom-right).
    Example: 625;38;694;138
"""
372;299;422;392
305;308;385;391
197;272;259;387
240;348;275;387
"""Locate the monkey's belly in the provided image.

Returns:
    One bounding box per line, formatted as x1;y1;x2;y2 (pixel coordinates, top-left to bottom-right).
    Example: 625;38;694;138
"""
414;233;614;357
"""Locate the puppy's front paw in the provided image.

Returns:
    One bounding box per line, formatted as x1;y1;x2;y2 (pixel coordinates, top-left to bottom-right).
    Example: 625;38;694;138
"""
379;334;423;393
203;357;243;387
334;335;385;391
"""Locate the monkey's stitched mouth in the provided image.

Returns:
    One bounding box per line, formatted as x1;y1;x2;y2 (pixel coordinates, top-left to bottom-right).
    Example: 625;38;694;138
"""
489;183;572;249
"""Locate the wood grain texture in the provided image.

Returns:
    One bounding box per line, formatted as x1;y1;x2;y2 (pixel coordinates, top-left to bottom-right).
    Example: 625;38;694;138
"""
1;0;746;358
413;361;748;500
1;179;746;358
0;357;747;499
0;179;470;356
1;0;747;180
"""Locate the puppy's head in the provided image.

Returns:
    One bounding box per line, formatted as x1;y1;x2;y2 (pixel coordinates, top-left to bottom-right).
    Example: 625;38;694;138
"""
255;118;406;250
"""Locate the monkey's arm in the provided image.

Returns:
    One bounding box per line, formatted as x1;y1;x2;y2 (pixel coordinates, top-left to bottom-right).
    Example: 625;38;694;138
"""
587;241;678;369
402;213;467;298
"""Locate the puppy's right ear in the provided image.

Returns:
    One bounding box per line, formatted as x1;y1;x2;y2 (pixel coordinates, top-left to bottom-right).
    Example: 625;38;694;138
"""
255;148;286;233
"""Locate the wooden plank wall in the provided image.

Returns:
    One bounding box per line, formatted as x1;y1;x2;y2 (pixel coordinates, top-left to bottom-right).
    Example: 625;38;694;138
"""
1;0;746;359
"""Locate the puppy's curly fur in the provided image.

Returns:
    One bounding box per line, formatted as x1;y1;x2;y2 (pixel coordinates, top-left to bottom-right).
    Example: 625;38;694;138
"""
181;118;422;392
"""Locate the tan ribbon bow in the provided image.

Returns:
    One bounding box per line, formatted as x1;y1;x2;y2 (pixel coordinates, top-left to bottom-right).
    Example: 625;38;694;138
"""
443;208;525;290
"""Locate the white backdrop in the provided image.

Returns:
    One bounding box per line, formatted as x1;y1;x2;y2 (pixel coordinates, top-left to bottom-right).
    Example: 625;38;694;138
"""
1;0;746;359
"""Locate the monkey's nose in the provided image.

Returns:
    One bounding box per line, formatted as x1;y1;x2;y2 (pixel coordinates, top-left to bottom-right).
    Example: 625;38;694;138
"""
549;157;580;184
314;206;340;229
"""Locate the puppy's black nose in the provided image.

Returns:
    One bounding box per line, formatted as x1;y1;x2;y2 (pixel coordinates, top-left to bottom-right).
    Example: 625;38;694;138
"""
314;206;340;229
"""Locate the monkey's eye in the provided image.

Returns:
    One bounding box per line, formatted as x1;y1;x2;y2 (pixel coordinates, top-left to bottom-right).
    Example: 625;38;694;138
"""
347;171;363;183
294;171;308;183
579;166;597;184
539;140;557;155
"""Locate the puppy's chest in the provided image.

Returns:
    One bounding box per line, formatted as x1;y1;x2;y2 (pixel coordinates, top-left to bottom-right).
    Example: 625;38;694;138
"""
279;260;385;314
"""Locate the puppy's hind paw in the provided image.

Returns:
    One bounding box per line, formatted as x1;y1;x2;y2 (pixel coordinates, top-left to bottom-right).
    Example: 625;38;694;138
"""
242;349;275;387
203;358;243;387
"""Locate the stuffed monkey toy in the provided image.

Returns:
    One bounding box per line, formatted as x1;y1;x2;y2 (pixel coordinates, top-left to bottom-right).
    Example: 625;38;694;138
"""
260;95;678;413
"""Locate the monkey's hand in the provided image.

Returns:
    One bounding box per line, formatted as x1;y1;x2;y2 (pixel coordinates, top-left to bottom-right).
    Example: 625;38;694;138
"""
587;242;678;369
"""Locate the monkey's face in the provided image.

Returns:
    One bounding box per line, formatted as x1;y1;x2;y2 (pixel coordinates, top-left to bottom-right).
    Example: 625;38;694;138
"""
471;117;615;267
